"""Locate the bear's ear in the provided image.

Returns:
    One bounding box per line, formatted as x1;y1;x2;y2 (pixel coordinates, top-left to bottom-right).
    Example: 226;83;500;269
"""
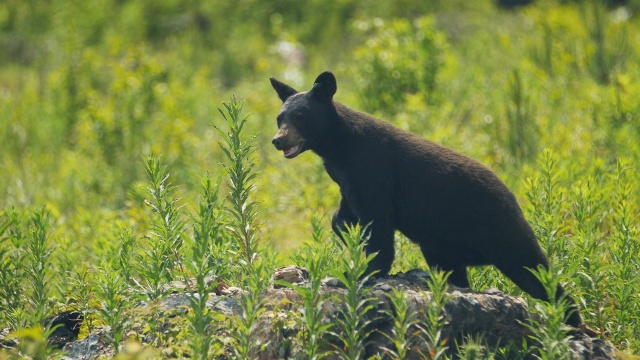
270;77;298;103
310;71;337;102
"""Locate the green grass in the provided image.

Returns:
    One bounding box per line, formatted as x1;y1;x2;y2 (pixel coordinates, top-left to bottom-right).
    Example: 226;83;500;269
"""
1;0;640;358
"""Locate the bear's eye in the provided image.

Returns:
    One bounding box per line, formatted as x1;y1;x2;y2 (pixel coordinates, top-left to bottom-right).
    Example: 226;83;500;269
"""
293;114;306;128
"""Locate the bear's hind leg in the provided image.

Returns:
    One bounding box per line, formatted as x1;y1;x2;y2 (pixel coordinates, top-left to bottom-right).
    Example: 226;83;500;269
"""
495;261;584;328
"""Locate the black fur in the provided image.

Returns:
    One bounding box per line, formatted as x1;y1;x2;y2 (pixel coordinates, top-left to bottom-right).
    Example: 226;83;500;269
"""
270;71;585;328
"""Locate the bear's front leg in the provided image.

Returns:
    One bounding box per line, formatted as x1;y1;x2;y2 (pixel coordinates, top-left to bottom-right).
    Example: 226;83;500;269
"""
362;219;395;277
331;196;358;242
332;179;396;277
333;216;395;278
332;196;395;277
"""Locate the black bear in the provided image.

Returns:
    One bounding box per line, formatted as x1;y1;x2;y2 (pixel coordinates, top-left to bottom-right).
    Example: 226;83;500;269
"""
270;71;586;330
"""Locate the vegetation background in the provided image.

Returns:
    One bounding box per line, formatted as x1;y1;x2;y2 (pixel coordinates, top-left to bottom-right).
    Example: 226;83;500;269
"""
1;0;639;358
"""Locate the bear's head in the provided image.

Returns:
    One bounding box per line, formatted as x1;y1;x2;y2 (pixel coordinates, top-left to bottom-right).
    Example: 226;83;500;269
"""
270;71;337;159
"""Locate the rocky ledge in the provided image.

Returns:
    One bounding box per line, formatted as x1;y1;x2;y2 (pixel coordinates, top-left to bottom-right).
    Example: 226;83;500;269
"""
1;266;616;359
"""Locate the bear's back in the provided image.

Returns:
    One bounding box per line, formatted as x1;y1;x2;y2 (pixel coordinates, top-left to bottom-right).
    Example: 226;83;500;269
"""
334;105;528;256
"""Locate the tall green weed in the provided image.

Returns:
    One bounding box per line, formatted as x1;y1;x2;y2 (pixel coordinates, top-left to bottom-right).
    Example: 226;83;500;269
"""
216;96;265;282
25;209;55;324
182;173;222;359
329;223;377;360
0;209;26;328
524;266;574;360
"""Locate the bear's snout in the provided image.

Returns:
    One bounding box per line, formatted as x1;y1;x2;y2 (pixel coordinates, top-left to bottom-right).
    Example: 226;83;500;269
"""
272;125;305;158
272;133;286;149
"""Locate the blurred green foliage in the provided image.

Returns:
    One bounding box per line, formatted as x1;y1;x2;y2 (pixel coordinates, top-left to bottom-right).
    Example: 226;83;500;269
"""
353;16;447;112
1;0;640;355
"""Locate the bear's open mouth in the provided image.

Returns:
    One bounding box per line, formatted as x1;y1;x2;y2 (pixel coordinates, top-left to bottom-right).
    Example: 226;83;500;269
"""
283;143;303;158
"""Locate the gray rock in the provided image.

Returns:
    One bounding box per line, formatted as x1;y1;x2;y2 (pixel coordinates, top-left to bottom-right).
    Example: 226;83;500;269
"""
271;265;309;288
62;327;113;360
56;266;616;359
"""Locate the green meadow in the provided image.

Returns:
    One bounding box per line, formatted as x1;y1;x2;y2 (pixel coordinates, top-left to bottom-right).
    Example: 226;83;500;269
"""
1;0;639;358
